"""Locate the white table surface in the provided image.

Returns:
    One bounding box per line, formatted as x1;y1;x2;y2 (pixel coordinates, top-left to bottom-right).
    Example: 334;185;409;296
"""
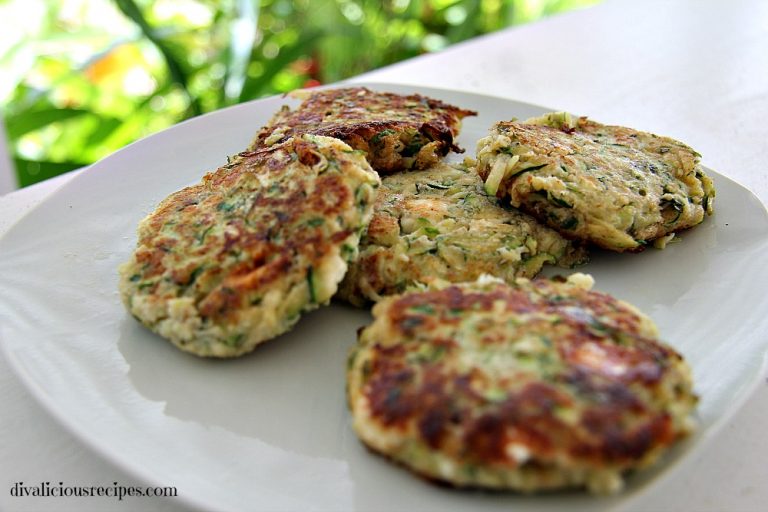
2;0;767;510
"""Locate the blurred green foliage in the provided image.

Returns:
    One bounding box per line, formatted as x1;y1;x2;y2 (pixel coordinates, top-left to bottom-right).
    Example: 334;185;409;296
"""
1;0;600;188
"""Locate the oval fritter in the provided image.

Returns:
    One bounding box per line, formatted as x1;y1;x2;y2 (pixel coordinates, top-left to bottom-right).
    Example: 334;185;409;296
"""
251;87;476;174
347;274;697;494
336;162;587;306
476;112;716;252
119;135;380;357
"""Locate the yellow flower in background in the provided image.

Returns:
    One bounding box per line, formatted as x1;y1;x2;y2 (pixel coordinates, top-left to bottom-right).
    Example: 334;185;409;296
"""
85;43;156;96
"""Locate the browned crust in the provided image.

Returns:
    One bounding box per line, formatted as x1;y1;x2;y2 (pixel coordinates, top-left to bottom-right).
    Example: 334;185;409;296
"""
127;137;361;324
252;87;476;173
351;280;694;476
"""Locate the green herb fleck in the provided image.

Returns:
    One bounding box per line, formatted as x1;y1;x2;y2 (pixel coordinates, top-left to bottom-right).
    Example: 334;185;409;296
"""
410;303;435;315
196;226;214;244
355;184;370;206
518;163;548;173
361;360;372;379
341;243;357;260
560;217;578;230
549;194;573;209
188;266;204;285
429;345;446;361
224;333;244;348
370;129;396;146
660;198;683;223
306;266;316;303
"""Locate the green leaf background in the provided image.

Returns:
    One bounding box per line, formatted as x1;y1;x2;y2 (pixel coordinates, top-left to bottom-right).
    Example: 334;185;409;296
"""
0;0;600;188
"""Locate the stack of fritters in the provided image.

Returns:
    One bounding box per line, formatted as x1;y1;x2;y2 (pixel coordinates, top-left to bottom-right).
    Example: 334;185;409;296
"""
119;87;711;495
251;87;476;174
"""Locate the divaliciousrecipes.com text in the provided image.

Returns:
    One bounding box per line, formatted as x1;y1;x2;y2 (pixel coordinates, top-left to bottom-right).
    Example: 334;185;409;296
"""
9;481;177;501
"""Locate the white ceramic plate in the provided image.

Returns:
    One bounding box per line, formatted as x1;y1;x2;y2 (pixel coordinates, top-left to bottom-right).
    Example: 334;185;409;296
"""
1;84;767;512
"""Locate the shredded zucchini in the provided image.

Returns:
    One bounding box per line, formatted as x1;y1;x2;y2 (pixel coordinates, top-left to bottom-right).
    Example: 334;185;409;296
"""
484;154;518;196
523;111;577;130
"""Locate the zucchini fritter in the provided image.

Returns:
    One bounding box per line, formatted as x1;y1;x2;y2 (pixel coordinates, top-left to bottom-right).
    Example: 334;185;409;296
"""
476;113;715;251
347;274;697;494
119;135;380;357
336;162;587;306
251;87;476;174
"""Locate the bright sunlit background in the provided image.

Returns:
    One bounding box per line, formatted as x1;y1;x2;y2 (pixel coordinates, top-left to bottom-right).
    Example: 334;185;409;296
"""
0;0;601;188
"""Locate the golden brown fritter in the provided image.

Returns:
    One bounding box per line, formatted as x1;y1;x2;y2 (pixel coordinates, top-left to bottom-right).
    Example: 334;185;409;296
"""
347;274;697;493
251;87;476;174
476;113;715;252
119;135;380;357
336;162;587;306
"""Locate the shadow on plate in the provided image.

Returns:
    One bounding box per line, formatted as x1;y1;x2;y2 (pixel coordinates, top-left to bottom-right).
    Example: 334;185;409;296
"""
117;302;369;459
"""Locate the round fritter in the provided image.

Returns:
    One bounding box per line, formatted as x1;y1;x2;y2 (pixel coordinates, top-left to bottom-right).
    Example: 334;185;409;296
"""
347;274;697;494
336;162;587;306
476;112;716;252
119;135;380;358
251;87;476;174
